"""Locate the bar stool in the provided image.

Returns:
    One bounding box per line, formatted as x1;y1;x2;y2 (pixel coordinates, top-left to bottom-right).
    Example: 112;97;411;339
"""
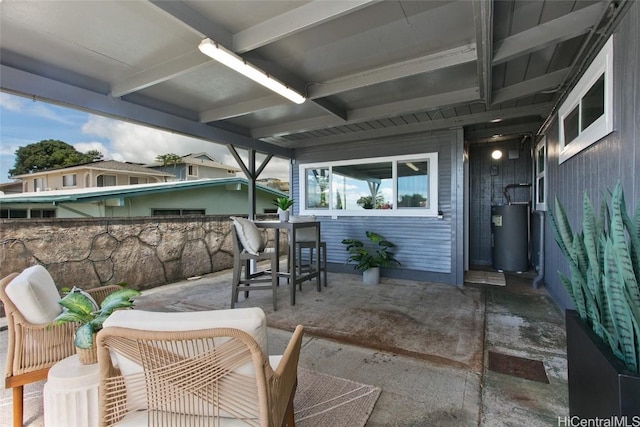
289;215;327;288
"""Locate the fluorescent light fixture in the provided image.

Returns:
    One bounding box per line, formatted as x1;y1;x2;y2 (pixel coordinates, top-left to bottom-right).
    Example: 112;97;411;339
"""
198;38;306;104
491;150;503;160
405;162;420;171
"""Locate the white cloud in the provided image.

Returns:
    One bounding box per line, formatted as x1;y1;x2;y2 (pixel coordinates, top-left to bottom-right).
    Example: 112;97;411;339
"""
0;93;23;112
80;116;291;181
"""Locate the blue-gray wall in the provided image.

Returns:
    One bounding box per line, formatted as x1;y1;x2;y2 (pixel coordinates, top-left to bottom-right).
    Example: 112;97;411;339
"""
293;129;465;285
543;2;640;309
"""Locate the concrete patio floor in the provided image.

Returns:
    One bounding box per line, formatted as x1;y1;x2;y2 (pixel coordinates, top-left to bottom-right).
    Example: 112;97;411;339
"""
1;265;568;426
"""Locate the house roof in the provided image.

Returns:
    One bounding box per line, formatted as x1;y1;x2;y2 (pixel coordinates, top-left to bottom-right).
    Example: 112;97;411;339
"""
0;1;632;156
11;160;175;179
147;153;242;172
0;177;286;204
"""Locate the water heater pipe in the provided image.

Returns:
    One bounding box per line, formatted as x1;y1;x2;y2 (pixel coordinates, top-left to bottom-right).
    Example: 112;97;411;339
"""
532;211;545;289
503;183;532;205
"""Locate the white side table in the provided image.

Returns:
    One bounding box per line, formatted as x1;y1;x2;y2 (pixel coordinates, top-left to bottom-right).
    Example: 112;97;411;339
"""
43;354;100;427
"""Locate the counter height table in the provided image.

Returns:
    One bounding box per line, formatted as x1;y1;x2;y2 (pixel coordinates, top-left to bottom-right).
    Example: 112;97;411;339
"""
254;220;321;305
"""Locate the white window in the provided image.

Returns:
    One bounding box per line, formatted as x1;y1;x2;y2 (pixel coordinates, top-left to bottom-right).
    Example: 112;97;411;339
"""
534;137;547;211
130;177;148;185
558;36;613;163
188;165;198;177
97;175;116;187
33;177;46;192
299;153;438;217
62;174;77;187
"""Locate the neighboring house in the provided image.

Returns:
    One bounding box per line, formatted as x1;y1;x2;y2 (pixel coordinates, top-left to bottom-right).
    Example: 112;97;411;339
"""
11;160;174;193
0;177;284;218
0;181;23;195
257;178;290;194
147;153;240;181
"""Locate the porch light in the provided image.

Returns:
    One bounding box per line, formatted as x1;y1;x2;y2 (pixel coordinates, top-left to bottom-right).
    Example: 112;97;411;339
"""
491;150;503;160
198;38;306;104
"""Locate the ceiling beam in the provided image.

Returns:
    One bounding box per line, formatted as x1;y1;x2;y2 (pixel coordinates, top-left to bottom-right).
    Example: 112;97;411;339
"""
252;87;480;138
491;67;570;105
473;0;493;105
111;51;209;97
149;0;232;45
1;64;293;158
464;121;541;142
284;103;553;148
233;0;382;53
307;44;477;98
493;2;605;65
200;95;283;122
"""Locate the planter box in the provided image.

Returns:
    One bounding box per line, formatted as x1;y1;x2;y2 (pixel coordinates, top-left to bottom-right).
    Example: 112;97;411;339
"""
566;310;640;417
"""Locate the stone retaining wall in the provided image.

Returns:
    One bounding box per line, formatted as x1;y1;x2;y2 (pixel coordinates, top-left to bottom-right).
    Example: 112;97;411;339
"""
0;215;282;293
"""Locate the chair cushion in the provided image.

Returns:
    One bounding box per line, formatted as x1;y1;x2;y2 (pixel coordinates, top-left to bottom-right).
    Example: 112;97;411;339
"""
289;215;317;242
230;216;266;255
5;265;62;324
102;307;269;368
102;307;269;419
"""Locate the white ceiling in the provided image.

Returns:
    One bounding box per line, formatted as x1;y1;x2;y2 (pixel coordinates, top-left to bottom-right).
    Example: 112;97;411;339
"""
0;0;629;159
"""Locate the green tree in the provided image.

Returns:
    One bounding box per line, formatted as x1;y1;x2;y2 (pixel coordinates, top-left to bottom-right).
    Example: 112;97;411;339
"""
9;139;102;177
155;153;182;170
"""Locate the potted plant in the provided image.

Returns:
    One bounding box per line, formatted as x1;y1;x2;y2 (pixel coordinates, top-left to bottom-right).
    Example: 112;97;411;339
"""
273;196;294;221
550;182;640;417
52;286;141;364
342;231;400;285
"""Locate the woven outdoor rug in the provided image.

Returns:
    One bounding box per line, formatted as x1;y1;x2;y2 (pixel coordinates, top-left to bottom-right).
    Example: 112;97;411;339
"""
465;270;506;286
294;368;381;427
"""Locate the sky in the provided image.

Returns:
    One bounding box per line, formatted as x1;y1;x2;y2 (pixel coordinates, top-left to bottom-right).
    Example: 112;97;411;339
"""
0;92;290;184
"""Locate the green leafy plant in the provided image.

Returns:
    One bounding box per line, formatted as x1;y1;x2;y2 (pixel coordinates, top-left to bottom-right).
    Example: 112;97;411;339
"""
52;287;141;349
342;231;401;272
550;181;640;373
273;196;294;211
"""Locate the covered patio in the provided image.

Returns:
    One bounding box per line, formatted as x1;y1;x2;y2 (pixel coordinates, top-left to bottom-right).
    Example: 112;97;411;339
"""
1;268;567;426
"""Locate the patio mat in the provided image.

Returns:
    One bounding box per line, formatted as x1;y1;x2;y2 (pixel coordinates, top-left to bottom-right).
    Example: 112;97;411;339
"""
295;368;381;427
465;270;506;286
147;275;486;372
488;351;549;383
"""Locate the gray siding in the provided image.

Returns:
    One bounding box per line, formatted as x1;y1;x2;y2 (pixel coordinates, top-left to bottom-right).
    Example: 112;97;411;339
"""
543;2;640;309
293;129;464;285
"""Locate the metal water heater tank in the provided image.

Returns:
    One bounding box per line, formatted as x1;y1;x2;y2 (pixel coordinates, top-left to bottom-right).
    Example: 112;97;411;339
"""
491;204;529;272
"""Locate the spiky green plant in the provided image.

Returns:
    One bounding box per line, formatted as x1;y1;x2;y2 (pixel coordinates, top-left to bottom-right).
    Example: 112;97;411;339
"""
52;288;140;349
342;231;401;272
550;182;640;373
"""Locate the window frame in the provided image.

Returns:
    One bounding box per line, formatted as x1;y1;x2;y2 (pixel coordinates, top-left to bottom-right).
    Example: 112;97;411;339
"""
299;152;438;217
534;137;547;211
187;165;198;177
558;36;614;164
97;174;117;187
62;173;77;188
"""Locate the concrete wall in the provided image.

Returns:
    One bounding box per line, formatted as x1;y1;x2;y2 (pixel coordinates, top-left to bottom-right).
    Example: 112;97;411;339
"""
0;215;284;293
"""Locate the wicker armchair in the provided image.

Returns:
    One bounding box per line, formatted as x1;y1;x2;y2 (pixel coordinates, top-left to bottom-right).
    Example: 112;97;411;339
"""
97;314;304;427
0;265;122;427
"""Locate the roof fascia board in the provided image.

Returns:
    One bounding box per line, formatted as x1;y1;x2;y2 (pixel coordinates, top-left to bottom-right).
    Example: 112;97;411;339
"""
1;65;293;159
492;2;605;65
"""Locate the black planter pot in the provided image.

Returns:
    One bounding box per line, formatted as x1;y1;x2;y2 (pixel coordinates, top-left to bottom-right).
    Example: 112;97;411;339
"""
566;310;640;417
